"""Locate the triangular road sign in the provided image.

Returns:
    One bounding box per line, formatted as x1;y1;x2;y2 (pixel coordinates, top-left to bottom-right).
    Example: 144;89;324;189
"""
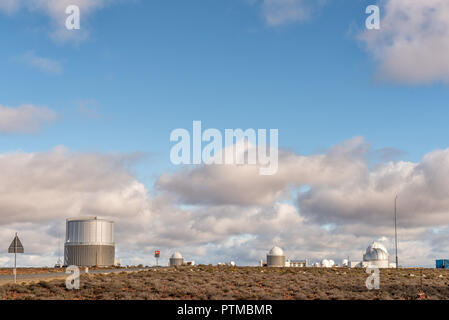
8;234;24;254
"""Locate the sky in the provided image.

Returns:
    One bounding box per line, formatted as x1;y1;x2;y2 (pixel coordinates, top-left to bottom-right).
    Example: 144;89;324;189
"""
1;0;449;268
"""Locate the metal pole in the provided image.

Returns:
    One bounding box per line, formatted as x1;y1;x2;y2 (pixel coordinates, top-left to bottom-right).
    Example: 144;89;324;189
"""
14;232;17;283
394;195;398;269
14;252;16;284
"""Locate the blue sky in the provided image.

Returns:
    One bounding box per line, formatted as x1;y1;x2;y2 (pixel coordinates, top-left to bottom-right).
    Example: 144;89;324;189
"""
1;0;449;267
1;0;448;180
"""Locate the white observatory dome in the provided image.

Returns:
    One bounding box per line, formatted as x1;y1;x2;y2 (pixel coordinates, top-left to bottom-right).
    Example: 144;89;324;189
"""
363;242;389;261
171;252;183;259
268;246;284;256
321;259;332;268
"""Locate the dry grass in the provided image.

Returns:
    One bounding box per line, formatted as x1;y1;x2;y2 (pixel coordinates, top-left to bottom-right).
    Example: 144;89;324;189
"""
1;266;449;300
0;268;66;275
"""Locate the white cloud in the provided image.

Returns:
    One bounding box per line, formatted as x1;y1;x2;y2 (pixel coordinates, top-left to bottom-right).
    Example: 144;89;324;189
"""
359;0;449;84
158;136;449;229
0;104;57;133
1;139;449;267
17;51;63;74
156;137;449;266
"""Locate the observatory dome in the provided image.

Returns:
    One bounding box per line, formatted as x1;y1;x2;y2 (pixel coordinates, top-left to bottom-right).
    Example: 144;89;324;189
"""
363;242;389;261
321;259;333;268
169;251;184;266
269;246;284;256
171;252;183;259
267;246;285;267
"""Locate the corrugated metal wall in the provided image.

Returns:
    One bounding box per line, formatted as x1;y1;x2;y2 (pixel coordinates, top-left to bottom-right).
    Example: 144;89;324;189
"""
169;258;184;266
267;255;285;267
65;218;115;266
64;244;115;267
66;219;114;245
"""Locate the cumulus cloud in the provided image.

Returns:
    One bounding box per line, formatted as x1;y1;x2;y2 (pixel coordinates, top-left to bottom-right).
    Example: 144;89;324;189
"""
359;0;449;84
0;104;57;133
159;136;449;229
157;136;369;206
0;0;115;43
156;136;449;266
0;146;147;225
0;147;152;266
1;138;449;267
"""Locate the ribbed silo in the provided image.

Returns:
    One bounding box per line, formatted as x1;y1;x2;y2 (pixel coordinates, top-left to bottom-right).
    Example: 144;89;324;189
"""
267;246;285;267
64;217;115;267
169;252;184;266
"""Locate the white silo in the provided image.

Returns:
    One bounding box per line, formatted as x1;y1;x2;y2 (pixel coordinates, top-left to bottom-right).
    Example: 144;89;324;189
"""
362;242;390;268
169;252;184;266
64;217;115;267
267;246;285;267
342;259;349;267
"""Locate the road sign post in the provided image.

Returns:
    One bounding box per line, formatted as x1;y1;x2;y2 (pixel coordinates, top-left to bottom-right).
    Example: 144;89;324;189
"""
154;250;160;267
8;233;24;284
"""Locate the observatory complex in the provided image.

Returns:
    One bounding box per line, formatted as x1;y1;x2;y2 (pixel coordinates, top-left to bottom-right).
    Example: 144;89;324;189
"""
64;217;115;267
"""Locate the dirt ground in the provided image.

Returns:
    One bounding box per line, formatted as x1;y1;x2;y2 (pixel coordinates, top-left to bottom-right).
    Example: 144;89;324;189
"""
1;266;449;300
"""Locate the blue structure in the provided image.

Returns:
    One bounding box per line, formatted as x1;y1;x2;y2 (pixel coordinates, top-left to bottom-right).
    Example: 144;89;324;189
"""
436;260;449;269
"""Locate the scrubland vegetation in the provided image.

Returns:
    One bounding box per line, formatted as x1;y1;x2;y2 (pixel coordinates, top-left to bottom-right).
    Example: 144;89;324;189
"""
1;266;449;300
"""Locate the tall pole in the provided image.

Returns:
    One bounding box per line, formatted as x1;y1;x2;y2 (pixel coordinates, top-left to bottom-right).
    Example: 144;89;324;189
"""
14;232;17;283
14;252;16;283
394;195;398;269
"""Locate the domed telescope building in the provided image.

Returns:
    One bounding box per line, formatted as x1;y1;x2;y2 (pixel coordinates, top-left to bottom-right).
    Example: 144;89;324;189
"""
362;242;390;268
267;246;286;267
170;252;184;266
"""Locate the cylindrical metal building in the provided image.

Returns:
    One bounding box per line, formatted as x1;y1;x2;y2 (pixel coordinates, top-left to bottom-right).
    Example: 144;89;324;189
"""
64;217;115;267
169;252;184;266
267;246;285;267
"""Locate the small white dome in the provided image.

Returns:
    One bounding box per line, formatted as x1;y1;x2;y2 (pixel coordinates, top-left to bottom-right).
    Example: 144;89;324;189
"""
363;242;389;261
268;246;284;256
171;252;183;259
320;259;335;267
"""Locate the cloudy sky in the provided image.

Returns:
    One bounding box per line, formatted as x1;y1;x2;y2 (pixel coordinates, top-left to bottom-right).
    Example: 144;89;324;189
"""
1;0;449;268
